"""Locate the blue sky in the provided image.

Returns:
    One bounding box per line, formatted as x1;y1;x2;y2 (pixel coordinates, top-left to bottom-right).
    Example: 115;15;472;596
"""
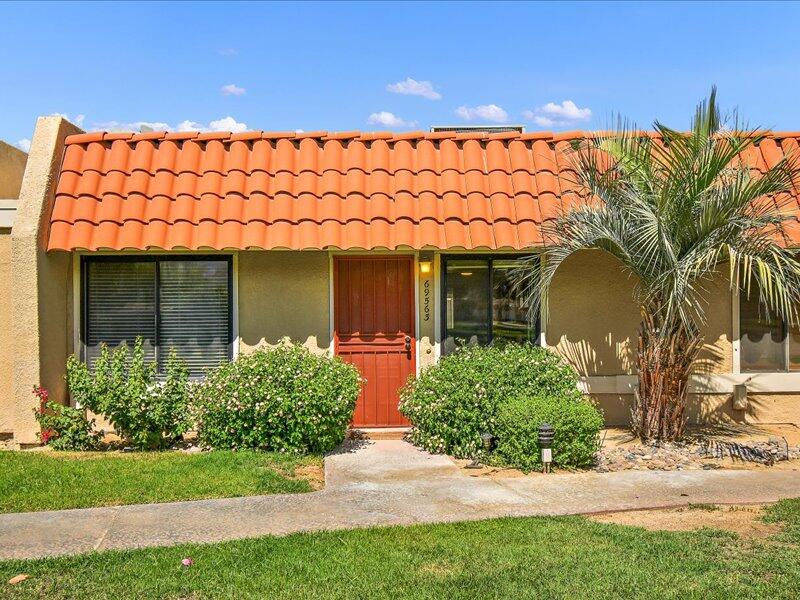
2;1;800;151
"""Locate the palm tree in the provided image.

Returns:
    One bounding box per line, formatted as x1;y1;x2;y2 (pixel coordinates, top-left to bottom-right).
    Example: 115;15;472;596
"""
532;88;800;441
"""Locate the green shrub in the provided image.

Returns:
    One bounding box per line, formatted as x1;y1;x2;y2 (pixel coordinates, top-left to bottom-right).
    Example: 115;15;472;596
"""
399;343;583;458
66;339;191;450
493;395;603;472
33;386;102;451
192;343;361;453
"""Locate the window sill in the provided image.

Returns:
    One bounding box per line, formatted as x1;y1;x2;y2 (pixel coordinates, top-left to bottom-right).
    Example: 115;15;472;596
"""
581;373;800;394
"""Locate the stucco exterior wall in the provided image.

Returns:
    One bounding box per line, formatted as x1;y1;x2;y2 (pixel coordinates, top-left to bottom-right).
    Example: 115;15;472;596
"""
545;250;733;378
593;392;800;427
0;140;27;199
695;270;733;375
11;116;80;445
238;250;331;354
0;233;13;432
545;250;639;376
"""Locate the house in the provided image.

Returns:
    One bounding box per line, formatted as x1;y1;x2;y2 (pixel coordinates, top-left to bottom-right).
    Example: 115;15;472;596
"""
2;115;800;447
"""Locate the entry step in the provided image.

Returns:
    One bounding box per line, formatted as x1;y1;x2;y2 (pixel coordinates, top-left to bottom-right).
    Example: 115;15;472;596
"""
348;427;410;441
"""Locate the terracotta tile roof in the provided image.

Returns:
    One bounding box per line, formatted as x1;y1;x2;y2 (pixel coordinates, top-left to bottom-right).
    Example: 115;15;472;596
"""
47;130;800;251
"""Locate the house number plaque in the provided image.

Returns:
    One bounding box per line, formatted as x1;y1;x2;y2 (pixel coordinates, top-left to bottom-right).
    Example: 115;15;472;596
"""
423;279;431;322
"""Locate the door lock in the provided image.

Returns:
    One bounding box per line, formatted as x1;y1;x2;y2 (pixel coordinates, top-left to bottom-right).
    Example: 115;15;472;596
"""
404;336;411;351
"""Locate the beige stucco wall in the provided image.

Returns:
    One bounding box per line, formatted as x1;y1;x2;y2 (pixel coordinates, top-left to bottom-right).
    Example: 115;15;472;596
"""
11;116;79;445
545;250;639;376
0;233;13;432
545;250;733;377
0;140;25;433
695;269;733;375
0;140;27;199
593;392;800;427
238;250;331;354
239;250;436;371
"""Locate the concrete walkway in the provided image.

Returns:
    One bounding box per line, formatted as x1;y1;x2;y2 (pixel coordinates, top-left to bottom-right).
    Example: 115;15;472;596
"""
2;440;800;560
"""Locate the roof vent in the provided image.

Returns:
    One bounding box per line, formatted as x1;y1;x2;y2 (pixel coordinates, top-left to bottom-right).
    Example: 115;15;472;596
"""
430;125;525;134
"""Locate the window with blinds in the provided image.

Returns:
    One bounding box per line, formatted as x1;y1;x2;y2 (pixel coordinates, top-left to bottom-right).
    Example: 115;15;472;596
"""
83;257;232;376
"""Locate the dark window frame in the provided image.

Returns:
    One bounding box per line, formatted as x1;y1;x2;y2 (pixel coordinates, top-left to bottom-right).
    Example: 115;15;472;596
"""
80;255;234;373
738;287;799;373
440;253;540;352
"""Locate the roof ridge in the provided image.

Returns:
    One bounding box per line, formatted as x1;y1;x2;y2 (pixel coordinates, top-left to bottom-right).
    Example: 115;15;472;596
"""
63;129;800;147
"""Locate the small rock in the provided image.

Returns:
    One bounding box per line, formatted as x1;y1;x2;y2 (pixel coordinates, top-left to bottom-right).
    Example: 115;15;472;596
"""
769;435;781;444
641;454;652;460
8;574;29;585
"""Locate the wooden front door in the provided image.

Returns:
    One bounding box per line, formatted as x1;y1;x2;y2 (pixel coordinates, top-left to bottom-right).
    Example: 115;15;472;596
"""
334;256;415;427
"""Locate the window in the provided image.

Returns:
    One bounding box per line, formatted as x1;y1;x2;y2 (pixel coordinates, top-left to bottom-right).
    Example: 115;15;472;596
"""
442;255;538;354
82;257;232;375
739;288;800;372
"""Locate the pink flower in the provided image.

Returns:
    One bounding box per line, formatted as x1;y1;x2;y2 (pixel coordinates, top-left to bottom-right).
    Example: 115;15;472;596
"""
181;558;193;567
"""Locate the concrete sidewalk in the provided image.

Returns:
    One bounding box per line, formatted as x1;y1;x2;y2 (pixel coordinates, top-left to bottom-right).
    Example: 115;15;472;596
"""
2;440;800;560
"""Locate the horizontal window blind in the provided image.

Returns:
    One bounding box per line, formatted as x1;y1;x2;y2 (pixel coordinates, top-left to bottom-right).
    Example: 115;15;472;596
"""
158;261;230;375
83;258;231;375
85;261;156;367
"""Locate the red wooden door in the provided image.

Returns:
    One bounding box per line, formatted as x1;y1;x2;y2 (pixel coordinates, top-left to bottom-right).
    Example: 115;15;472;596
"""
334;256;415;427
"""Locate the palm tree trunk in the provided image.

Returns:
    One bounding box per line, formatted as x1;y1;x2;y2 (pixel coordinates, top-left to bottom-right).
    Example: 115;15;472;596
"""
631;308;703;442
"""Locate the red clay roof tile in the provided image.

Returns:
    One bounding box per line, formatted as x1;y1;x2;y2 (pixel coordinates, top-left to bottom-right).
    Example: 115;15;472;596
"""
47;130;800;251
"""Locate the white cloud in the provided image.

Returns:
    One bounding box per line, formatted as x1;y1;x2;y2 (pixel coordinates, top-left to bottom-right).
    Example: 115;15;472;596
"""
16;138;31;152
91;116;248;134
220;83;246;96
175;120;205;131
455;104;508;123
93;120;169;132
523;100;592;128
386;77;441;100
208;116;248;133
367;111;417;128
217;48;237;56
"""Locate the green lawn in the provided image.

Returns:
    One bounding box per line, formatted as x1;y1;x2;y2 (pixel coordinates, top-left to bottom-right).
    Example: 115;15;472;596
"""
0;450;321;513
2;500;800;599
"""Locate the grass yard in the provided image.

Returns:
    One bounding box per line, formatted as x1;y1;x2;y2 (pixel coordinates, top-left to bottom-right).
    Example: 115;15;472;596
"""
0;450;322;513
2;499;800;599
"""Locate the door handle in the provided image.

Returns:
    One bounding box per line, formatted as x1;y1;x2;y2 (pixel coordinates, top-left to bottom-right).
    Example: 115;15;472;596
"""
404;336;411;351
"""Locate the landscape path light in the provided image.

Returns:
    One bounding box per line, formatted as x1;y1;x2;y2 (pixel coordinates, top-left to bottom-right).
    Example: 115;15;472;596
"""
466;432;494;469
538;423;554;474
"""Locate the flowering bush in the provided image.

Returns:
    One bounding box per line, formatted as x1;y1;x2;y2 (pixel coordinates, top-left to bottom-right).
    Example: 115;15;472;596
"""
399;344;583;458
33;386;102;451
192;343;361;453
67;338;191;450
493;395;603;472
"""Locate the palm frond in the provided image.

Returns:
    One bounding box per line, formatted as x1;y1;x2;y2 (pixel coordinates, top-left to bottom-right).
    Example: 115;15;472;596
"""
525;88;800;339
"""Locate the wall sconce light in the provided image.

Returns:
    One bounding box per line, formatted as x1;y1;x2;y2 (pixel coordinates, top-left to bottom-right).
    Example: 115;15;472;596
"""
419;251;434;275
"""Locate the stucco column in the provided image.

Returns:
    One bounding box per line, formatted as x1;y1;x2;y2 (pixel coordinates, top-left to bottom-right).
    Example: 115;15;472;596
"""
11;116;81;446
417;252;437;370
